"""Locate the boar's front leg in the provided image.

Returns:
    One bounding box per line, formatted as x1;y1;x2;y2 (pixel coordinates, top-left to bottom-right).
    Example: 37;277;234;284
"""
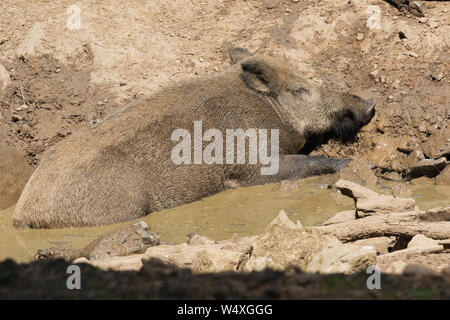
226;155;351;188
278;155;350;179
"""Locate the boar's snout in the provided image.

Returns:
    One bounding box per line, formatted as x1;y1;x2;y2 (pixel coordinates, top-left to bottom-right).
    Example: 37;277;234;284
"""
361;98;376;125
330;94;376;142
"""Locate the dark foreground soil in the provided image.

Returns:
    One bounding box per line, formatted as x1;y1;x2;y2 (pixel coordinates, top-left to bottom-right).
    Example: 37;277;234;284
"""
0;258;449;299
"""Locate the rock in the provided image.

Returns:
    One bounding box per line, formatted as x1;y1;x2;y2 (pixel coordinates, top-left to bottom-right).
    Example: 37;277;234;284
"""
306;244;377;274
356;33;364;41
267;210;300;230
422;127;450;159
0;144;34;210
377;246;445;275
421;206;450;222
142;239;252;273
241;256;277;272
427;19;439;29
403;264;439;277
430;71;444;82
370;69;379;81
272;180;298;192
35;247;82;261
322;210;355;225
16;22;45;59
436;165;450;185
36;221;160;261
139;258;184;277
407;157;447;179
407;234;438;250
402;150;425;169
82;221;160;260
418;17;428;24
334;179;416;217
187;233;216;246
137;213;339;273
0;64;11;94
354;237;396;255
437;239;450;251
243;222;341;271
142;234;256;273
191;247;247;273
365;137;402;171
339;158;377;186
74;254;144;271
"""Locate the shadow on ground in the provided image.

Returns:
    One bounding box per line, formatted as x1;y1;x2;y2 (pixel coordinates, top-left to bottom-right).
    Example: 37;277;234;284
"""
0;258;448;299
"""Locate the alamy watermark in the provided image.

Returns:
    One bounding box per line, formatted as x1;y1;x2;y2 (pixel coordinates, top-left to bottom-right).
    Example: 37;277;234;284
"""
366;265;381;290
66;265;81;290
66;5;81;30
171;121;280;175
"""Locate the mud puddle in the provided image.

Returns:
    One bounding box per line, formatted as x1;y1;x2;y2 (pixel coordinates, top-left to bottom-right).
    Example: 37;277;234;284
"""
1;174;450;263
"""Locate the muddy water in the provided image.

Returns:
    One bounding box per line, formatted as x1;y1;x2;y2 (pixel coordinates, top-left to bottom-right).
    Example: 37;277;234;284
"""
1;175;449;263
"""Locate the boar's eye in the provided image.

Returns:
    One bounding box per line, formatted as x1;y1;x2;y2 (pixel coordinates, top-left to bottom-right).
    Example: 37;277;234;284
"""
292;87;308;95
344;110;355;121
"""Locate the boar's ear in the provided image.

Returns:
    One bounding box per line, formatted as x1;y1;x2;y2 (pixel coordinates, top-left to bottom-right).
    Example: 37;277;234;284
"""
228;47;253;64
240;59;279;96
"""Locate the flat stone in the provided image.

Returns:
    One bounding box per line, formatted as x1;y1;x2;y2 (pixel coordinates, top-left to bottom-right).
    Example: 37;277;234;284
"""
267;210;300;230
74;254;144;271
243;214;341;271
334;179;416;217
422;127;450;159
354;237;396;255
82;221;160;260
187;233;216;246
402;150;425;169
322;210;355;225
306;243;377;274
407;157;447;179
407;234;438;250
